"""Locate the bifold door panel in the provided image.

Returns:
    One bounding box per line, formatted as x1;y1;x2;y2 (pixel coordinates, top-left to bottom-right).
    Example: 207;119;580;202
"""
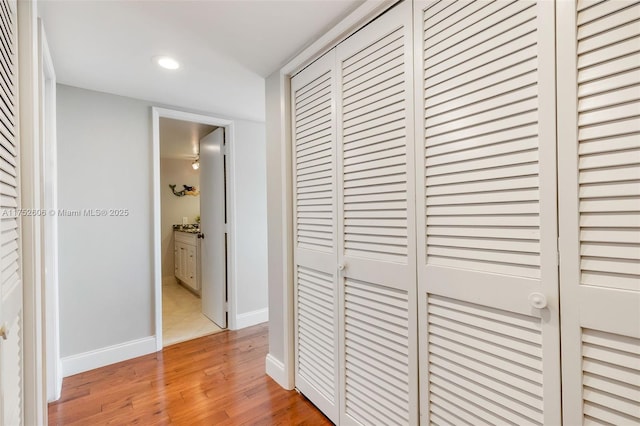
336;2;418;425
292;50;340;423
557;0;640;424
0;0;23;424
414;0;561;423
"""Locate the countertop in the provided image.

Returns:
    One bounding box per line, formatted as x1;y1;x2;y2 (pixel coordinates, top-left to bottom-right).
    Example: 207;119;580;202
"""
173;224;200;234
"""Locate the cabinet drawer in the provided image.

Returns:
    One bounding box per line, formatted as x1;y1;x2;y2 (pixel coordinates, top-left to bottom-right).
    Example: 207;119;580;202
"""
175;230;198;245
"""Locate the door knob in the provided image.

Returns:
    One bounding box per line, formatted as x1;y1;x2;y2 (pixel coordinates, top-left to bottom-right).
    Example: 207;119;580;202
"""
197;233;205;239
528;292;548;309
0;323;9;340
338;264;345;271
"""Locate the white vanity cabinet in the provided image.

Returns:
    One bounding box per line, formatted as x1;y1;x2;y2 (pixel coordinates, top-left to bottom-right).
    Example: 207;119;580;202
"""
174;231;200;293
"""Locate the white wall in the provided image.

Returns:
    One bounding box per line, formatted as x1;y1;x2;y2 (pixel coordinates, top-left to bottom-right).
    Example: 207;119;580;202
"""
265;72;286;363
264;71;294;388
160;159;200;279
57;84;268;370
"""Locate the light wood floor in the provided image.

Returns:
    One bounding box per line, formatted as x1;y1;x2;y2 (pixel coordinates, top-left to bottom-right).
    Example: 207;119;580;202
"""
162;278;222;347
48;323;332;425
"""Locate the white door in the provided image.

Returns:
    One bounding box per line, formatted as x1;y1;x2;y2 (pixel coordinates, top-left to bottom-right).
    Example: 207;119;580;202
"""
0;0;23;424
200;127;227;328
415;1;561;424
557;1;640;423
335;2;418;424
291;50;340;423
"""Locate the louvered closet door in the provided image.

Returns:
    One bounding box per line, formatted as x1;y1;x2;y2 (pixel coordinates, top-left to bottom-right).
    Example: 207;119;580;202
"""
557;1;640;424
414;1;561;424
335;2;418;424
0;0;22;425
291;50;340;423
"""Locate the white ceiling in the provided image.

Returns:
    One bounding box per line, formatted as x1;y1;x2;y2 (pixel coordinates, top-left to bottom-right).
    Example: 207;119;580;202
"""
160;117;217;160
38;0;363;122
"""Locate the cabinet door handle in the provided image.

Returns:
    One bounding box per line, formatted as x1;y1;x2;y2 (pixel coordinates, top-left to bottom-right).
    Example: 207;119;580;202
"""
528;292;548;309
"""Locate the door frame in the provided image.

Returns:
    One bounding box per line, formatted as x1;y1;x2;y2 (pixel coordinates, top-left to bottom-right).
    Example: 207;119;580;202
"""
38;19;62;402
151;107;237;351
18;0;47;423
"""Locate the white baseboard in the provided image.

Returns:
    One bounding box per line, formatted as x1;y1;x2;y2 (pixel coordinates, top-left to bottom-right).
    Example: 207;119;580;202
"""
265;353;294;390
53;359;62;401
46;359;63;402
56;358;63;397
234;307;268;330
61;336;157;377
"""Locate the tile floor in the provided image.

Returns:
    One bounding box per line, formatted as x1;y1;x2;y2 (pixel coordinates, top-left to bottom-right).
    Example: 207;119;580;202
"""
162;277;223;347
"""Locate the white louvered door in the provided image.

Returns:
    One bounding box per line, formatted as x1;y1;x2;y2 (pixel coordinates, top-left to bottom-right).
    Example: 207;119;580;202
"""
335;2;418;424
557;1;640;424
414;1;561;424
0;0;22;425
291;50;340;423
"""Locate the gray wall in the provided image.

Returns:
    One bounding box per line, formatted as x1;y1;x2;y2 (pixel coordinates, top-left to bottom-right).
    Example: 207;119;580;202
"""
234;121;269;315
57;85;154;357
57;84;268;358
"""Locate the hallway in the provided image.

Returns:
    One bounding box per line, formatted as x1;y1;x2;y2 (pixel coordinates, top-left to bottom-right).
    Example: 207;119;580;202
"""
48;324;330;425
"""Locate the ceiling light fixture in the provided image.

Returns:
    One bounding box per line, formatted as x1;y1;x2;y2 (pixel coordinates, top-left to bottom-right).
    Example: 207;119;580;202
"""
154;56;180;70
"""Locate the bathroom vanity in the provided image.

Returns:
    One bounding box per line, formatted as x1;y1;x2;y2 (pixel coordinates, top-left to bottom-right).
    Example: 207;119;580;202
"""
174;227;201;294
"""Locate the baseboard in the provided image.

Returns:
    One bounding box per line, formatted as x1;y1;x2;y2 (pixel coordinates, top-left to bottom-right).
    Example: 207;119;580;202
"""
234;307;268;330
53;358;62;400
56;358;63;398
61;336;157;377
265;353;294;390
47;358;63;402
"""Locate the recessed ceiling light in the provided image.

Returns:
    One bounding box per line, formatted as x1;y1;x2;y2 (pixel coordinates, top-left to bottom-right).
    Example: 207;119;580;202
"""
154;56;180;70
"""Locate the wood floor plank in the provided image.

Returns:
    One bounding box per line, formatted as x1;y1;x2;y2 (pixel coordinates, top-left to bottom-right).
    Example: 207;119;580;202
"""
48;324;332;425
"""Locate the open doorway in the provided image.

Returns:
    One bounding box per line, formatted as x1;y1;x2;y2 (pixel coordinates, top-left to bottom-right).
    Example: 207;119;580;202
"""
154;108;234;349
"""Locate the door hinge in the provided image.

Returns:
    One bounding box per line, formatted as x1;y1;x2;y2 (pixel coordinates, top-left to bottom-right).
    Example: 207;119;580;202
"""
224;301;229;312
557;237;561;266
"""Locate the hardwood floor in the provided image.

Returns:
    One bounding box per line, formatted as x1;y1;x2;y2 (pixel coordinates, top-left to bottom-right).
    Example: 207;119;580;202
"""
48;324;332;425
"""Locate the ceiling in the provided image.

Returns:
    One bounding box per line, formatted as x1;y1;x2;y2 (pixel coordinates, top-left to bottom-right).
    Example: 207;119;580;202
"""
160;117;217;160
38;0;363;122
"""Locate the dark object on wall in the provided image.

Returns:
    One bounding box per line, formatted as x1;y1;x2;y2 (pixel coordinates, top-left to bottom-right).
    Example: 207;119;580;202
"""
169;184;200;197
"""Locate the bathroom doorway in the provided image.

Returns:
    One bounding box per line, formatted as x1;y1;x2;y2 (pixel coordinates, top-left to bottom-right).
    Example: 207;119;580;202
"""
155;110;232;347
